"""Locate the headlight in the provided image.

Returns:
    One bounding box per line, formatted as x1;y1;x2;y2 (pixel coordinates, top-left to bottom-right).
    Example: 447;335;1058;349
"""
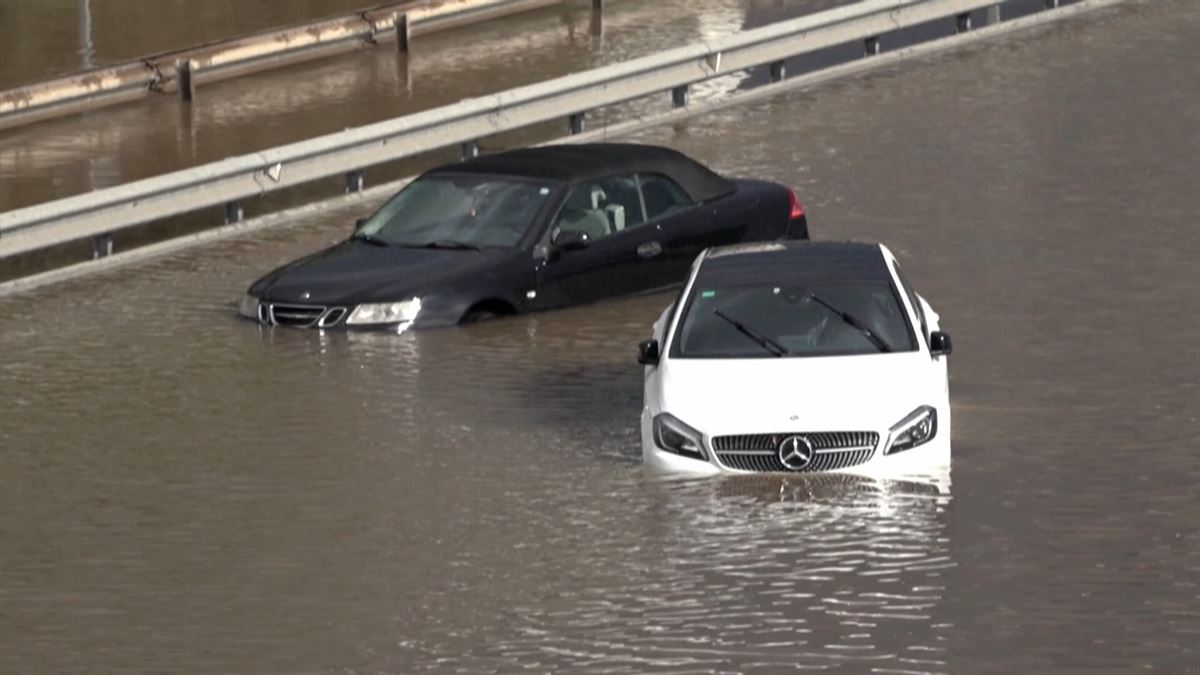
238;293;260;319
346;298;422;326
884;406;938;455
652;413;706;461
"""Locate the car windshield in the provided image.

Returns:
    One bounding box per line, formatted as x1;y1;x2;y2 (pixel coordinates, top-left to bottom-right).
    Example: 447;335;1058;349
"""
356;174;554;248
671;282;916;358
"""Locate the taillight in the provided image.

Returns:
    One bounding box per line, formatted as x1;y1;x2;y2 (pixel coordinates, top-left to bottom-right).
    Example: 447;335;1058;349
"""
787;189;805;220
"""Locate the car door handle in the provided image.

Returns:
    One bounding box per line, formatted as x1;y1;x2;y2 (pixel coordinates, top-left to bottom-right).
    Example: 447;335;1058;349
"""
637;241;663;258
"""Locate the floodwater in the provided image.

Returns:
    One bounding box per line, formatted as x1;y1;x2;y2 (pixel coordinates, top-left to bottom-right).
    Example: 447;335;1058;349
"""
0;0;852;213
1;0;1198;672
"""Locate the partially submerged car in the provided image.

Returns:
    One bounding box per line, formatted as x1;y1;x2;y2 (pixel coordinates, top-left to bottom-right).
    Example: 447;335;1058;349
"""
239;143;808;330
639;241;952;475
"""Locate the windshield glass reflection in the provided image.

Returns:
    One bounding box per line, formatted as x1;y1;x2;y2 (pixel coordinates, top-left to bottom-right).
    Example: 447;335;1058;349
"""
675;283;916;358
358;174;554;249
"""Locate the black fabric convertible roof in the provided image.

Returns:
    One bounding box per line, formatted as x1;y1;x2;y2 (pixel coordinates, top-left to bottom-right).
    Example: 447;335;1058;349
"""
697;242;893;286
427;143;737;203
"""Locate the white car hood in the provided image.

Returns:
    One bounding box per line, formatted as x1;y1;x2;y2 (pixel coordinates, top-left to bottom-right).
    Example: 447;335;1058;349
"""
656;353;944;435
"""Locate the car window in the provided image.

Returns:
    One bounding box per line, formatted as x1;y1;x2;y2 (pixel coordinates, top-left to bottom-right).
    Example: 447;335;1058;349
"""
550;175;646;242
637;174;692;221
359;174;554;248
892;263;928;347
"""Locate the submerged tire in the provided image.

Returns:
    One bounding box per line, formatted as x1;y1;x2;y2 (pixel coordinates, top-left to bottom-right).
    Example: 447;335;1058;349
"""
460;310;497;325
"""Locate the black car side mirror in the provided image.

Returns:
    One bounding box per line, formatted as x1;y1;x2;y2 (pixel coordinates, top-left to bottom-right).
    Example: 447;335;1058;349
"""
929;331;953;357
552;229;591;253
638;339;661;366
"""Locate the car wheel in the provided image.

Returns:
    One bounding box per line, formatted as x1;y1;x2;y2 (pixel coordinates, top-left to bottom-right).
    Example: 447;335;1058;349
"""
460;310;496;325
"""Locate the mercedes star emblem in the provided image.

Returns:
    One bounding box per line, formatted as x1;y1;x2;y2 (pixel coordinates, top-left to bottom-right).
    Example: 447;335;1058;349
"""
778;435;815;471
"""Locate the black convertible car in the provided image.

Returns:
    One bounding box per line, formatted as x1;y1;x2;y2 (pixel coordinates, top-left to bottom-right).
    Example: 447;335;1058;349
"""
238;143;808;330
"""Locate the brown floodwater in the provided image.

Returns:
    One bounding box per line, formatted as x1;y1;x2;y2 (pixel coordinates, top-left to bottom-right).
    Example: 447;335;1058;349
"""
0;0;1197;672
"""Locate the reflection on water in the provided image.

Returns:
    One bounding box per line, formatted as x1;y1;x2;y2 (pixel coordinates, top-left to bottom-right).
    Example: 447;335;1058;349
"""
429;471;954;674
1;1;1197;672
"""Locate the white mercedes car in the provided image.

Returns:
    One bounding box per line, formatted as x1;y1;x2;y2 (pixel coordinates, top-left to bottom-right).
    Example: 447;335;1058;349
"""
639;241;952;476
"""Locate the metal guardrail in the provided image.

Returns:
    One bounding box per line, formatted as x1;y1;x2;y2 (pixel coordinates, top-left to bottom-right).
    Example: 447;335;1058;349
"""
0;0;1062;261
0;0;581;131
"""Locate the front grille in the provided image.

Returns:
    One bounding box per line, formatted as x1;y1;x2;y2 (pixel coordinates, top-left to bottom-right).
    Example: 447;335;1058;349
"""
714;431;878;452
713;431;879;473
263;303;347;328
319;307;347;327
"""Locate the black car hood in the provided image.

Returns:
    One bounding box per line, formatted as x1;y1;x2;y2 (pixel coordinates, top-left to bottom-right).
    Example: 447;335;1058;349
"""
250;239;516;304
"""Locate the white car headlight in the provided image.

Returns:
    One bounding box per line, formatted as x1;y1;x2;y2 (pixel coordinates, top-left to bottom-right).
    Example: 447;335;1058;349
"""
884;405;938;455
652;413;707;461
346;298;422;326
238;293;260;319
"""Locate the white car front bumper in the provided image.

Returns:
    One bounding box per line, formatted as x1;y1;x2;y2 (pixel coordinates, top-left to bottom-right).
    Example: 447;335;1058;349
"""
640;409;951;477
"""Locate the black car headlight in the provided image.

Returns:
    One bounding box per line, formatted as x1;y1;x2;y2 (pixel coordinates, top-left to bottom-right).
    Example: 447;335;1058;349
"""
884;406;938;455
652;413;707;461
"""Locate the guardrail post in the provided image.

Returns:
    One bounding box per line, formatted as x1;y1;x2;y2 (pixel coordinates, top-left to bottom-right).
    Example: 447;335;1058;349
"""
396;46;412;93
864;36;880;56
671;85;688;109
567;112;587;135
345;169;365;193
769;60;786;83
396;13;410;53
590;7;604;36
592;0;604;9
224;201;244;224
956;12;972;33
987;5;1001;24
178;59;197;102
91;233;113;259
460;141;479;161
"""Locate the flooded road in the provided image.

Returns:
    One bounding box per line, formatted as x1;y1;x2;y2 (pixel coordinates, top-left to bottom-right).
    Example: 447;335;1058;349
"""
0;0;851;213
1;0;1198;672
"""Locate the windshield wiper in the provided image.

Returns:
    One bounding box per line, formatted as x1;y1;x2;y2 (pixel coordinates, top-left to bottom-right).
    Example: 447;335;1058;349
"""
806;294;892;353
423;240;481;251
713;309;789;357
352;233;392;247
